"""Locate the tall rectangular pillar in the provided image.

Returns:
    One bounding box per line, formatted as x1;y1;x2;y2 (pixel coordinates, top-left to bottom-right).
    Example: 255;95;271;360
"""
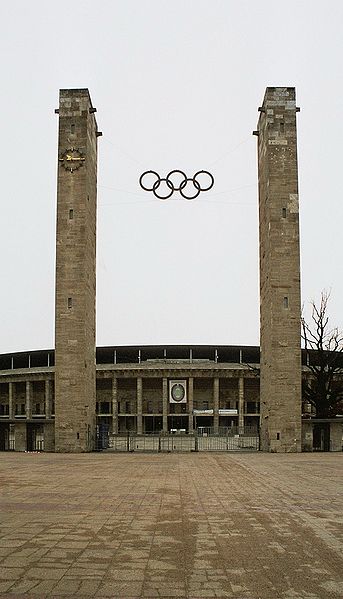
162;378;168;432
137;378;143;434
44;422;55;452
15;422;27;452
188;378;194;433
26;381;32;420
8;382;14;420
45;380;52;419
112;377;118;434
55;89;100;452
238;377;244;431
213;378;219;433
257;87;302;452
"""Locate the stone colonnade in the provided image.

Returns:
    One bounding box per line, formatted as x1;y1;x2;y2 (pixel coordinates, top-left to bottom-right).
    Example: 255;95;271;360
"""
107;374;250;434
5;379;54;420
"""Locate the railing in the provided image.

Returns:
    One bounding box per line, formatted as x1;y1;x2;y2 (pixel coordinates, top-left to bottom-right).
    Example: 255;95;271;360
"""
34;439;44;451
197;425;258;437
102;429;260;453
7;439;15;451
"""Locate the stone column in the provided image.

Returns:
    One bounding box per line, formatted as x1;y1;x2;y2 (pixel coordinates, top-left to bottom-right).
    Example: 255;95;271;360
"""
137;378;143;434
301;420;313;452
330;422;342;452
112;377;118;434
15;422;27;452
238;377;244;431
213;377;219;433
45;380;52;419
44;422;55;451
162;378;168;432
26;381;32;420
8;382;14;420
188;378;194;433
257;87;302;452
54;89;99;453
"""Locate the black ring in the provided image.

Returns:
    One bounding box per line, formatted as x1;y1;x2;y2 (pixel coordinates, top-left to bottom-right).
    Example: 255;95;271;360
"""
139;169;214;199
166;170;187;192
152;178;174;200
139;170;160;192
193;170;214;192
179;178;201;200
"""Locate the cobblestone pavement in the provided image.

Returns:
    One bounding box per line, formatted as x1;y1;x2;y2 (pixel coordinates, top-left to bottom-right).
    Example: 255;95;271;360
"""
0;453;342;598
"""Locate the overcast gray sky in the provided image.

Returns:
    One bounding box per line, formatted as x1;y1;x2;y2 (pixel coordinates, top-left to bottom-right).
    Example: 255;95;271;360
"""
0;0;342;353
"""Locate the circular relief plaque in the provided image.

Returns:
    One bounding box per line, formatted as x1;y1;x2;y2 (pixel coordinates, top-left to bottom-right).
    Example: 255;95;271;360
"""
171;383;185;402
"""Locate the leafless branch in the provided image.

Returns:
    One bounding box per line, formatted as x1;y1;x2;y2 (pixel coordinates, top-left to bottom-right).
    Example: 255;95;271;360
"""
301;291;343;418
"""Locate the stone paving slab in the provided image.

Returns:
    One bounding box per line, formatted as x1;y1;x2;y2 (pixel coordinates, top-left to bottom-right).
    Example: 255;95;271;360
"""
0;453;342;598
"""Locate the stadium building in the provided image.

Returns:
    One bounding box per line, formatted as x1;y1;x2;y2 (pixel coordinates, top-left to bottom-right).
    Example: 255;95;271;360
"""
0;344;342;452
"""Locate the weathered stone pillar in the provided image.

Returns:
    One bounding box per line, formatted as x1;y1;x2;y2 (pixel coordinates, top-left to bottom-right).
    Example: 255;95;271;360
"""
213;377;219;433
137;378;143;434
257;87;302;452
45;380;52;419
55;89;99;452
188;377;194;433
8;382;14;420
301;420;313;452
26;381;32;420
162;378;168;432
238;377;244;430
112;376;118;434
188;378;194;433
330;422;342;452
15;422;27;452
44;422;55;451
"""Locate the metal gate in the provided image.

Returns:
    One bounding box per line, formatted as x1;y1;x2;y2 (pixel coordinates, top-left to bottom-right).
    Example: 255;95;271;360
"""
159;434;195;452
106;429;259;453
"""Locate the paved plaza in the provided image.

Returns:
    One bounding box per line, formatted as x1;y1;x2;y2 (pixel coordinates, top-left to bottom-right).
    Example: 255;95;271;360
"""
0;453;342;598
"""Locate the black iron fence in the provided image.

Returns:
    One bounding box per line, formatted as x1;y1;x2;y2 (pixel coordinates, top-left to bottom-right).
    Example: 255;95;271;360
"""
97;427;259;452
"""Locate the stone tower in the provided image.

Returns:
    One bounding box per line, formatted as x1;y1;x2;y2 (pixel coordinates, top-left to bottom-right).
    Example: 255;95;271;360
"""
256;87;302;452
55;89;100;452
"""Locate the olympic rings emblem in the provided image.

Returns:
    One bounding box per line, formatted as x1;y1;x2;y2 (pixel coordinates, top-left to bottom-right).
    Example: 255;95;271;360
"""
139;170;214;200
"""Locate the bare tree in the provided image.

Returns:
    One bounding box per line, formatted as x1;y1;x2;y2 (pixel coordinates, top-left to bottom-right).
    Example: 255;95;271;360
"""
302;291;343;418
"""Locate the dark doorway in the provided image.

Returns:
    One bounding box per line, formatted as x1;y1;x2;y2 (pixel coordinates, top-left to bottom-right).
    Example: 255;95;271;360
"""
196;416;212;427
27;424;44;451
0;423;9;451
168;415;188;433
0;424;14;450
144;416;162;434
96;421;110;450
313;423;330;451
